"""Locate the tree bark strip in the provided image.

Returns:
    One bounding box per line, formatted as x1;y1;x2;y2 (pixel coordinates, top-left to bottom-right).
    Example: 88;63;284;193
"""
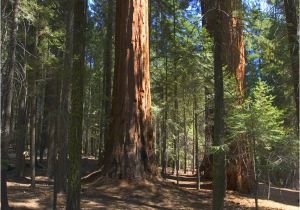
103;0;154;179
212;1;226;208
66;0;86;208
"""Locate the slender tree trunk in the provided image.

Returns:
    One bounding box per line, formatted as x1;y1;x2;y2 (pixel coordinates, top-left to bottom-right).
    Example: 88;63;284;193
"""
28;27;40;188
174;82;179;184
173;0;179;184
66;0;86;208
54;1;73;197
183;99;187;174
102;0;154;179
1;0;19;207
200;0;214;180
161;57;168;175
192;103;195;174
15;23;28;178
194;95;200;190
15;82;27;178
46;79;58;178
212;1;226;209
252;137;259;210
102;0;114;153
283;0;299;129
29;85;37;188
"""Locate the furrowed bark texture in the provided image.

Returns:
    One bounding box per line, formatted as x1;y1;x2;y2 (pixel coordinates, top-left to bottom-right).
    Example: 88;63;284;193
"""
222;0;254;194
103;0;154;179
222;0;246;99
66;0;85;209
201;0;254;193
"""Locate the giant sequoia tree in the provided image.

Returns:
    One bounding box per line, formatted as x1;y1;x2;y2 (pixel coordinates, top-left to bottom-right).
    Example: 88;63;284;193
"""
223;0;255;194
102;0;154;179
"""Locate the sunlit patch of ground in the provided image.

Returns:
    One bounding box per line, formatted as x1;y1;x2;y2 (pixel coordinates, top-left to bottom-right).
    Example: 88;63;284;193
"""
7;160;299;209
7;174;299;210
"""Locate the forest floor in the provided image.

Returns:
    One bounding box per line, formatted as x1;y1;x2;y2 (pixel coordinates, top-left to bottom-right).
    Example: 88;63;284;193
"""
6;156;300;210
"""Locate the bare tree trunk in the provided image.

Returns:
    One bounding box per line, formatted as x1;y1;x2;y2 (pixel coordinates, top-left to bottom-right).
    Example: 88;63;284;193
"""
212;1;226;209
1;0;19;207
200;0;214;180
102;0;154;179
192;103;195;174
46;78;58;178
183;98;187;174
15;23;28;178
102;0;114;152
194;95;200;190
174;82;179;184
161;57;168;175
252;137;259;210
54;1;73;199
29;86;36;188
283;0;299;129
66;0;86;208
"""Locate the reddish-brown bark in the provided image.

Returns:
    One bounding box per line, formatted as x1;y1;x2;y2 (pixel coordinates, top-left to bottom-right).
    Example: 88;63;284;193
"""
200;0;254;193
103;0;154;179
222;0;246;100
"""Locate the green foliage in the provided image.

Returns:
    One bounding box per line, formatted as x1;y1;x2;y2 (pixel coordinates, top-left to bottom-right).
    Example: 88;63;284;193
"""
227;80;297;186
228;80;285;147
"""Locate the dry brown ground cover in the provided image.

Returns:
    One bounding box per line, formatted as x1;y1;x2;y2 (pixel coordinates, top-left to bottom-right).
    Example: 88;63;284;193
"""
6;157;300;210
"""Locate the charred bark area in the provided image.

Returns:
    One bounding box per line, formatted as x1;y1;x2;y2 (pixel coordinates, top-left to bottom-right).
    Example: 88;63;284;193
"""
103;0;154;179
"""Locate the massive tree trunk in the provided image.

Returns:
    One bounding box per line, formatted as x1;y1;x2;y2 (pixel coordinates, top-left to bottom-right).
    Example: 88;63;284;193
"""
66;0;86;208
103;0;154;179
201;0;254;193
1;0;19;207
222;0;246;100
222;0;255;194
212;1;226;209
283;0;299;129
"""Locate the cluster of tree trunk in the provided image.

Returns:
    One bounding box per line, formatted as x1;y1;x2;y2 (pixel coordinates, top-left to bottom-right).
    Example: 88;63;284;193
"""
1;0;299;209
